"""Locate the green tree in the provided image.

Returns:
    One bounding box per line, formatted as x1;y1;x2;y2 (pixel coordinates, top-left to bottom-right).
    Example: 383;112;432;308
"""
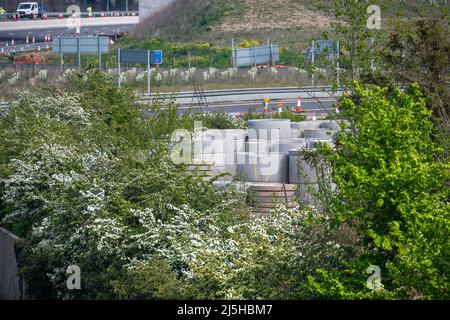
311;82;450;299
333;0;379;81
381;17;450;158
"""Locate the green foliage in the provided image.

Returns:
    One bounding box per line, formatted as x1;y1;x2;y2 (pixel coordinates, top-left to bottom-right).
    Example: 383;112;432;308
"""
312;82;450;299
0;70;248;299
111;257;189;299
243;106;307;122
333;0;378;81
2;71;448;300
117;37;232;69
380;16;450;158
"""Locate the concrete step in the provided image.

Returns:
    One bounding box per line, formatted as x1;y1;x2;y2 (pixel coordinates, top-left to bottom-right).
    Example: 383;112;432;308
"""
249;191;295;197
251;196;295;203
249;183;297;192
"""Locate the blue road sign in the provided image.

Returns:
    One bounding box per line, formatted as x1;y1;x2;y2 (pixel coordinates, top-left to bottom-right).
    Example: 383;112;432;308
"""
151;50;162;65
119;49;163;65
119;49;147;64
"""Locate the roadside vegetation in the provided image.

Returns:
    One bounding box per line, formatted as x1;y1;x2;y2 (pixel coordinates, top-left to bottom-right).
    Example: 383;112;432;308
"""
0;1;448;300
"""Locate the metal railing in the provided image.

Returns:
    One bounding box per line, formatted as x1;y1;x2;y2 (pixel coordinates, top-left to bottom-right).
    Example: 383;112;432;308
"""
0;42;50;54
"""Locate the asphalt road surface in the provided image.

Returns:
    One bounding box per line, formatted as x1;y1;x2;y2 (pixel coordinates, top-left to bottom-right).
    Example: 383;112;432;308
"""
0;24;135;44
141;99;337;116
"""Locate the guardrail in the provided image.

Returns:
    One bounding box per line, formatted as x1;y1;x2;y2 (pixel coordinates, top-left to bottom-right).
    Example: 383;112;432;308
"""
0;42;50;54
0;11;138;21
138;86;342;100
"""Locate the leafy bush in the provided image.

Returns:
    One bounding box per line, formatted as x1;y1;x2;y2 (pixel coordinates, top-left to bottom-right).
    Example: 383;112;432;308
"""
243;106;307;122
309;83;450;299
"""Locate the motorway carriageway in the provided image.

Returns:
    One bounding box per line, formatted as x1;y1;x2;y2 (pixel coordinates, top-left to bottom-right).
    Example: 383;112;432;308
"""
0;24;135;45
141;98;337;116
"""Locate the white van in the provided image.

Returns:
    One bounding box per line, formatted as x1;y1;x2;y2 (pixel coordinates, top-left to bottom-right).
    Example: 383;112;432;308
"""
16;2;40;18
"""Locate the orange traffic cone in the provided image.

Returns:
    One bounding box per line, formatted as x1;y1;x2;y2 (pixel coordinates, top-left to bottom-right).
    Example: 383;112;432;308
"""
263;98;270;113
295;96;302;112
278;103;283;114
26;36;29;44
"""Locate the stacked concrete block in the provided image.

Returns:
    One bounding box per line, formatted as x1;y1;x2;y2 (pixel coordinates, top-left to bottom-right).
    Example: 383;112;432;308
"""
236;152;289;183
303;128;336;139
291;120;322;138
320;120;341;130
248;119;291;141
245;139;272;153
193;129;246;178
269;138;307;154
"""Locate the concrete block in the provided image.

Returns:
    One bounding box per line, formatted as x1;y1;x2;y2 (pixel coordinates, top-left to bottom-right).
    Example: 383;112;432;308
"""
248;119;291;141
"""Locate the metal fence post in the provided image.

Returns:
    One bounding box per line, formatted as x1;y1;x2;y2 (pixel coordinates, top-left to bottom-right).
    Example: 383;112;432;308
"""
147;50;151;98
118;49;121;88
270;43;274;66
336;41;340;88
77;37;81;69
311;40;315;86
60;37;63;73
231;38;234;68
98;37;102;69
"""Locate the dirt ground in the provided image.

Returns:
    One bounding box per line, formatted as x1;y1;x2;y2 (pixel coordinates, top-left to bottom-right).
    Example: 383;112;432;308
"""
211;0;336;32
